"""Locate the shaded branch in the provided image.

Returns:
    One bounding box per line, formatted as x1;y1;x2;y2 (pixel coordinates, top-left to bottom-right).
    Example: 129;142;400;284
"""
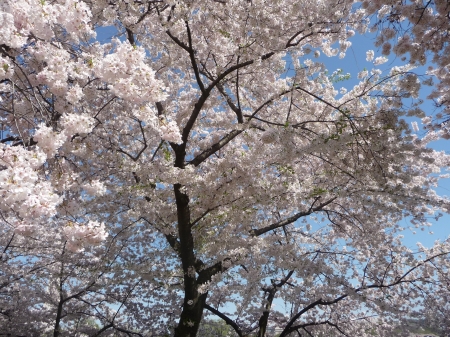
189;129;243;166
204;304;244;337
250;197;337;236
185;21;205;93
126;28;135;46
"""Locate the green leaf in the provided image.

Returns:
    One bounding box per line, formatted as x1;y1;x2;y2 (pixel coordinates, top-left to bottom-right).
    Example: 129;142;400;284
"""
309;187;327;197
218;29;231;38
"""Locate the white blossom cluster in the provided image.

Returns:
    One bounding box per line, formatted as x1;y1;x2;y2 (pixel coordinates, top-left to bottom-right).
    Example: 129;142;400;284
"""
260;128;278;144
61;113;95;138
82;180;107;196
63;220;108;253
159;120;183;144
66;85;85;104
33;113;95;157
33;124;66;158
95;39;168;104
0;0;94;49
0;56;13;80
0;144;61;221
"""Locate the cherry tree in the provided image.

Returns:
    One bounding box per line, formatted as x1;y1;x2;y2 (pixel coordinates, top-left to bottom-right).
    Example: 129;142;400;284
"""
1;0;450;336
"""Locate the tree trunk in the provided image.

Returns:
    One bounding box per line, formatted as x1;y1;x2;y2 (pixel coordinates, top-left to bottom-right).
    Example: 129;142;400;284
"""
174;293;208;337
256;290;275;337
173;183;205;337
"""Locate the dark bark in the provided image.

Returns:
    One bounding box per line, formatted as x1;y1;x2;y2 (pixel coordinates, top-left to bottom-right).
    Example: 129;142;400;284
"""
53;276;64;337
171;183;233;336
173;183;204;337
257;271;294;337
256;290;275;337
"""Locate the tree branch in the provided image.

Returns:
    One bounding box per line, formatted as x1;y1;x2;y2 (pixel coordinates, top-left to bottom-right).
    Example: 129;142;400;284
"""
204;304;244;337
189;129;243;166
250;197;337;236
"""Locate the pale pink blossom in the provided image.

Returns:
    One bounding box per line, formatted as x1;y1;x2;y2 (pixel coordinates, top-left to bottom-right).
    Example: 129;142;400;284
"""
61;113;95;138
0;0;449;335
82;180;107;196
261;129;278;144
63;220;108;252
159;120;183;144
33;124;66;157
374;56;388;65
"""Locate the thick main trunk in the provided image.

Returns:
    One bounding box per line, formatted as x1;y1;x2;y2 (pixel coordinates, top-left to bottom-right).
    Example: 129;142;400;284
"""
54;259;66;337
257;291;275;337
174;293;208;337
53;299;63;337
173;183;205;337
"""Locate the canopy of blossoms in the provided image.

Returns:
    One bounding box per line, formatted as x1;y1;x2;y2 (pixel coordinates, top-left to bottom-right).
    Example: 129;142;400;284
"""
0;1;450;336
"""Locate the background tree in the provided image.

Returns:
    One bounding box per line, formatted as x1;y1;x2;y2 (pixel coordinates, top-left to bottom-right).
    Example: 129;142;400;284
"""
1;1;450;336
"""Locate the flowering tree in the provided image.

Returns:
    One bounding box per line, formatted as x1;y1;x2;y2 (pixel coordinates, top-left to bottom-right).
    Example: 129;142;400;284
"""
1;0;450;336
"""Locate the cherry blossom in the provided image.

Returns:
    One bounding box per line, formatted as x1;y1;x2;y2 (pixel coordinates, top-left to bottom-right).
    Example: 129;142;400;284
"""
63;220;108;253
366;50;375;62
0;1;450;337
